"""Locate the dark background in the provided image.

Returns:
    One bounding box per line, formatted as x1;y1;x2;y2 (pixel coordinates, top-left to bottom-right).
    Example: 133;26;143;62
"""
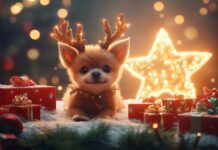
0;0;217;99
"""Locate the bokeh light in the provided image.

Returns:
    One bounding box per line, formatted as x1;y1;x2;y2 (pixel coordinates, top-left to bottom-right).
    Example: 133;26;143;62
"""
211;78;216;83
10;2;24;15
152;123;158;129
57;8;68;18
40;0;50;6
9;16;17;23
184;26;199;40
199;7;208;15
27;48;40;60
29;29;40;40
153;1;165;12
3;57;15;71
51;76;60;84
38;77;47;85
203;0;210;4
57;85;63;91
174;15;185;25
23;0;38;7
176;40;183;45
62;0;72;7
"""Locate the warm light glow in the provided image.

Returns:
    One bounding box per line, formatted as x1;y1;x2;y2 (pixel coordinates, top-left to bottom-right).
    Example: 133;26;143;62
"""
58;85;63;91
62;0;72;7
29;29;40;40
125;28;212;99
152;123;158;129
174;15;185;25
40;0;50;6
38;77;47;85
211;78;216;83
51;76;60;84
23;0;38;7
27;48;40;60
10;2;24;15
153;1;165;12
199;7;208;15
57;8;68;18
203;0;210;4
176;40;182;45
197;132;202;137
184;27;198;40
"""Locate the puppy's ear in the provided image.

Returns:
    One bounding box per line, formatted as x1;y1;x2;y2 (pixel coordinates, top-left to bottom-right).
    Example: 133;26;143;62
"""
58;42;79;68
108;38;130;64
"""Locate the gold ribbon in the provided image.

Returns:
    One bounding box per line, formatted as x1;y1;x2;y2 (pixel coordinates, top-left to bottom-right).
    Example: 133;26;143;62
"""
12;95;33;121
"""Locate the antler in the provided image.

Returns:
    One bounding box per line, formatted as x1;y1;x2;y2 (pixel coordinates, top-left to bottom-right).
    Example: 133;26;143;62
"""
50;18;87;53
98;13;128;50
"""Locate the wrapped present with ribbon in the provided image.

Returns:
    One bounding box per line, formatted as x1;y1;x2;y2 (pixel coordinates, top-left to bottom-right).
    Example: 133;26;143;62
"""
5;95;40;121
128;101;153;122
161;95;193;115
0;75;56;110
143;104;175;130
178;112;218;136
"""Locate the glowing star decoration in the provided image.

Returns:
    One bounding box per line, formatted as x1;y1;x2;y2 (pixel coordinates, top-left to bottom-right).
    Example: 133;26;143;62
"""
125;28;212;99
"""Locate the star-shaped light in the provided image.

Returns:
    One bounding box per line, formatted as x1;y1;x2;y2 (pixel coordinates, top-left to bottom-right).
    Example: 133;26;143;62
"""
125;28;212;99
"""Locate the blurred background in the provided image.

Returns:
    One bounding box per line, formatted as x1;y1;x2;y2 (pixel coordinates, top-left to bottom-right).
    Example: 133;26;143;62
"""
0;0;217;99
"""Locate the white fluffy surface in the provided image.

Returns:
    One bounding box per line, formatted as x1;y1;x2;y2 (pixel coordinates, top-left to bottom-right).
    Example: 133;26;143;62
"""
22;100;218;146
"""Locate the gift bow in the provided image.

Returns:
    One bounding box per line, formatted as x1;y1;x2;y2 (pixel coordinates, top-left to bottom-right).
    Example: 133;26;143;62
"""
12;95;32;106
10;75;36;87
196;97;218;114
146;104;166;113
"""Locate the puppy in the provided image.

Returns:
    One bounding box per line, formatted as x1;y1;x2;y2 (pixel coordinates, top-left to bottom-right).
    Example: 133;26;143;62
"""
51;14;130;121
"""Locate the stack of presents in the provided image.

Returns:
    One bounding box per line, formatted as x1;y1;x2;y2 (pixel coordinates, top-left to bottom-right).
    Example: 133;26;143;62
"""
128;87;218;136
0;75;56;121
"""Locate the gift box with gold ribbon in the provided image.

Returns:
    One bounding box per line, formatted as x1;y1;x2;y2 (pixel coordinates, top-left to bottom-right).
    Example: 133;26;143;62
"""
143;104;175;130
4;95;40;121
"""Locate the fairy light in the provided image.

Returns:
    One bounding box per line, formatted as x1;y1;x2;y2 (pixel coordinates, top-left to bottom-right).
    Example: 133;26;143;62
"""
10;2;24;15
174;15;185;25
152;123;158;129
29;29;40;40
153;1;165;12
199;7;208;15
40;0;50;6
27;48;40;60
124;28;212;99
57;8;68;18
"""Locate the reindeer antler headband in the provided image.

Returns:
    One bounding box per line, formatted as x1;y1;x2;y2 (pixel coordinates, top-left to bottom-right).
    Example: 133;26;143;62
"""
50;13;128;52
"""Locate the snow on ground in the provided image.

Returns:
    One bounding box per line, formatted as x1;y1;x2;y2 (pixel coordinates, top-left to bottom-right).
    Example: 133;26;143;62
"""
22;100;218;146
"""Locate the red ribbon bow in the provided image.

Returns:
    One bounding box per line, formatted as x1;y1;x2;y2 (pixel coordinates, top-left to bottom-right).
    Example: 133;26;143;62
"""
146;104;166;113
10;75;36;87
203;87;218;98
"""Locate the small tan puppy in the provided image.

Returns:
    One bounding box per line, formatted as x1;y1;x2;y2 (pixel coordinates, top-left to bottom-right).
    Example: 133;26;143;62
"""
51;14;130;121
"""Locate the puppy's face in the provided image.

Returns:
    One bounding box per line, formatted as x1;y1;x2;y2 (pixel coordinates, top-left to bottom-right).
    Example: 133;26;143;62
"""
58;38;130;94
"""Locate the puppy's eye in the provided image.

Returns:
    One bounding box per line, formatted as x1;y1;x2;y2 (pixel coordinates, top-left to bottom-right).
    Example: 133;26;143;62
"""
102;65;111;73
80;66;89;74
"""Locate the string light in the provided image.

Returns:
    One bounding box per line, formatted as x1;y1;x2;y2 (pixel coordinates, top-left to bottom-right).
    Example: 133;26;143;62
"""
199;7;208;15
124;28;212;99
27;48;40;60
29;29;40;40
40;0;50;6
174;15;185;25
10;2;24;15
153;1;165;12
57;8;68;18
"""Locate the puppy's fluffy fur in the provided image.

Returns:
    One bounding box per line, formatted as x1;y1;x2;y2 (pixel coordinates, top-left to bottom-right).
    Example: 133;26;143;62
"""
59;38;130;121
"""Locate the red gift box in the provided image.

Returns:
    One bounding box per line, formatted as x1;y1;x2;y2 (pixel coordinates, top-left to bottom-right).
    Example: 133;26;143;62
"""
162;98;193;115
144;112;175;129
0;107;10;115
128;102;153;122
178;112;218;136
0;85;56;110
5;104;40;121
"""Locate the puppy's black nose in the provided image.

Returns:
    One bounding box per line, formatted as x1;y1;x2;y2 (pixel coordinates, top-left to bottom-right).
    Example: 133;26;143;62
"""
92;71;101;81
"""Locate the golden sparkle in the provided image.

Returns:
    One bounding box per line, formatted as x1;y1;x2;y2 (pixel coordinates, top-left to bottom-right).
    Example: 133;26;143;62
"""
57;8;68;18
199;7;208;15
27;48;40;60
154;1;165;12
174;15;185;25
29;29;40;40
124;28;212;99
10;2;24;15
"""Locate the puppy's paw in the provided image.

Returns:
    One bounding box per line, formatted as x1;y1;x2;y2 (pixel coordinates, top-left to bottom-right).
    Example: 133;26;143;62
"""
72;114;89;122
